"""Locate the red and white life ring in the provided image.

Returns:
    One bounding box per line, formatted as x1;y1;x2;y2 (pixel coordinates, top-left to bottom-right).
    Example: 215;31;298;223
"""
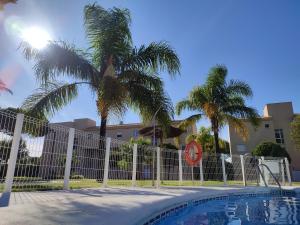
184;140;203;166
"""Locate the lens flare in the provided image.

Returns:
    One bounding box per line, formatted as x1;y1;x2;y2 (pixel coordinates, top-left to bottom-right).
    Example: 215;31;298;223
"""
21;26;51;49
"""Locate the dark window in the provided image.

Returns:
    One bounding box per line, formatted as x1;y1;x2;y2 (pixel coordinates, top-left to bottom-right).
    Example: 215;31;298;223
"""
274;129;284;144
265;124;269;128
117;133;122;138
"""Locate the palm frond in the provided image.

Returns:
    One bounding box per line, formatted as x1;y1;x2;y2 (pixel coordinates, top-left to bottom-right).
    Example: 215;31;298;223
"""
21;82;87;118
20;41;98;85
0;80;13;94
226;79;253;97
176;100;194;115
177;114;202;131
124;42;180;77
97;76;128;118
225;115;249;140
84;4;132;70
206;65;227;87
119;69;163;92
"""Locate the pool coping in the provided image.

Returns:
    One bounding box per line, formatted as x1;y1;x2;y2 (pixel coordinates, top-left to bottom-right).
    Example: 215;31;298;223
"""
137;187;296;225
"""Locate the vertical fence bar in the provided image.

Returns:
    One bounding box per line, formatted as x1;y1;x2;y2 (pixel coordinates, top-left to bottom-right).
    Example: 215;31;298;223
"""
178;150;183;185
63;128;75;190
132;144;137;187
221;154;227;185
284;157;292;185
156;147;160;188
280;159;285;185
240;155;246;186
199;158;204;185
0;113;24;207
103;137;111;187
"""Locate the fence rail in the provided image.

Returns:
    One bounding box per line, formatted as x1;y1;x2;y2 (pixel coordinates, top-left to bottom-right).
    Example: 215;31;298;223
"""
0;110;292;206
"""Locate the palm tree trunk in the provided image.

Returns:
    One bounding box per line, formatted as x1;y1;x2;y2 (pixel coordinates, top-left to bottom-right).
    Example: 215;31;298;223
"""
99;106;108;137
213;131;220;154
100;114;107;137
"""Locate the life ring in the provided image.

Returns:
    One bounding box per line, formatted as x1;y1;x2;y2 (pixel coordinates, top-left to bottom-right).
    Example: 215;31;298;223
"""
184;140;203;166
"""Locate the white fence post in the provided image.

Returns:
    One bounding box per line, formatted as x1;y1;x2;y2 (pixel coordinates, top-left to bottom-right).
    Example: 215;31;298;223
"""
178;150;183;185
280;159;285;185
221;154;227;185
132;144;137;187
63;128;75;190
199;158;204;185
0;113;24;207
284;157;292;186
240;155;246;186
156;147;160;188
103;137;111;187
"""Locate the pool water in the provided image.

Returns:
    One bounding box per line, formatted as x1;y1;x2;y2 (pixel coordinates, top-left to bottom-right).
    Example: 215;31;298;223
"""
156;194;300;225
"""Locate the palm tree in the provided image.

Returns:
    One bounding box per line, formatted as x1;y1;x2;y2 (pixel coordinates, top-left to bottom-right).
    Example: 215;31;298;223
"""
21;4;180;137
186;126;229;153
176;65;259;153
0;80;13;95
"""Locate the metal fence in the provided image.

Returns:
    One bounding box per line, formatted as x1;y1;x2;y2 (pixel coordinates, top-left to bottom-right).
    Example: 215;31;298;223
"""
0;111;292;205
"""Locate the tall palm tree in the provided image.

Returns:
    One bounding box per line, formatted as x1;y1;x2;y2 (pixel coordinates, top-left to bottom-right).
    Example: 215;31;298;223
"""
0;80;13;95
21;4;180;137
176;65;259;153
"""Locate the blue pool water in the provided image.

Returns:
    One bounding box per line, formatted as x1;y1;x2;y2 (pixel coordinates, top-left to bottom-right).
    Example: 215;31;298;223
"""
156;194;300;225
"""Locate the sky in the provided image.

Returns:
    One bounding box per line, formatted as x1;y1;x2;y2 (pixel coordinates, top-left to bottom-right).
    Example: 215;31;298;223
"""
0;0;300;141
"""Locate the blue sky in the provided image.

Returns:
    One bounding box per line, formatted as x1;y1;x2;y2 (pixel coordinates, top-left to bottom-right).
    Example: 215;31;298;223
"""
0;0;300;140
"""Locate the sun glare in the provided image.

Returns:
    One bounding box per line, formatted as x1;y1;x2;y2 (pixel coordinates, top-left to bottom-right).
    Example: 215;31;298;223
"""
21;26;51;49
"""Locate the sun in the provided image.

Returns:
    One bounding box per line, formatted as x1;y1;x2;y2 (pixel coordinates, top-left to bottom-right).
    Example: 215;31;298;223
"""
21;26;51;49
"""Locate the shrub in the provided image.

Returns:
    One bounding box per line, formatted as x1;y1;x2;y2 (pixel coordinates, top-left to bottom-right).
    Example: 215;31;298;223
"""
252;142;291;162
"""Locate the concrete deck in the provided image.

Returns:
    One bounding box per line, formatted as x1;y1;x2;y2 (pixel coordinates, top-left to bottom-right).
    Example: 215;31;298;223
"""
0;186;287;225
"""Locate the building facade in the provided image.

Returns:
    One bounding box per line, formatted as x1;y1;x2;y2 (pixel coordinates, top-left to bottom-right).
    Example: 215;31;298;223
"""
58;118;196;149
229;102;300;173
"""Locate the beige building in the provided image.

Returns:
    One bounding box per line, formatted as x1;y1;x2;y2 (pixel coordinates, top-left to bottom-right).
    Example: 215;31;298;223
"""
58;118;196;149
229;102;300;173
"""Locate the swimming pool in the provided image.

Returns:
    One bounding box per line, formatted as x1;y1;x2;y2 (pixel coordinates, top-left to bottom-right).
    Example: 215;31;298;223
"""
149;191;299;225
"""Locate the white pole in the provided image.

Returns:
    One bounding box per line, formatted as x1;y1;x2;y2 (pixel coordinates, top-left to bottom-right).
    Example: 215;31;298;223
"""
284;157;292;186
199;158;204;185
280;159;285;185
103;137;111;187
221;154;227;185
156;147;160;188
132;144;137;187
63;128;75;190
0;113;24;207
178;150;183;185
240;155;246;186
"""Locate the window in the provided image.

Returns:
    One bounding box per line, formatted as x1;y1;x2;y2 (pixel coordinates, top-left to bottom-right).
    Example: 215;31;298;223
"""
116;132;122;138
237;144;246;152
274;129;284;144
265;124;269;128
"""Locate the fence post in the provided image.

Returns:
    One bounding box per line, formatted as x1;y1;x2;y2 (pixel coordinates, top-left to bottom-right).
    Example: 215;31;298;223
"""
240;155;246;186
132;144;137;187
221;154;227;185
0;113;24;207
178;150;183;185
63;128;75;190
280;159;285;185
199;158;204;185
156;147;160;188
284;157;292;186
103;137;111;187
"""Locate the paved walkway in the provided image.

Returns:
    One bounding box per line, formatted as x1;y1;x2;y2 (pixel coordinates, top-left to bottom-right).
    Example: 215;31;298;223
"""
0;186;279;225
